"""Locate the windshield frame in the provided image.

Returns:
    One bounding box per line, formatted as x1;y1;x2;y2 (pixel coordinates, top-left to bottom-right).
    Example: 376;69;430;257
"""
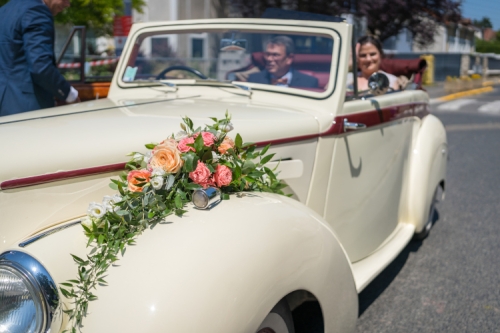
117;21;342;100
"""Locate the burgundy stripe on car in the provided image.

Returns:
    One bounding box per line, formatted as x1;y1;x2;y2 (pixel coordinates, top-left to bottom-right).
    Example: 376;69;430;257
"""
1;163;127;190
0;103;429;190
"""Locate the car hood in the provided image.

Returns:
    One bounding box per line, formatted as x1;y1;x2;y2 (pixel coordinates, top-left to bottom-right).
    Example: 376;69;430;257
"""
0;94;320;184
0;94;321;249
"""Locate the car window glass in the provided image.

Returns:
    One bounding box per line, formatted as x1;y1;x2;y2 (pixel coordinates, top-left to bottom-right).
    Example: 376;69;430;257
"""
124;29;334;92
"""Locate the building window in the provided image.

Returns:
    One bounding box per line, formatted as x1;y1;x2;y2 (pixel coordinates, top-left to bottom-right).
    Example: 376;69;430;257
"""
192;38;204;58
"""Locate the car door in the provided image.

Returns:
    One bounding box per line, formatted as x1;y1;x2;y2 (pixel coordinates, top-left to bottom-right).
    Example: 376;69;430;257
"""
324;92;418;262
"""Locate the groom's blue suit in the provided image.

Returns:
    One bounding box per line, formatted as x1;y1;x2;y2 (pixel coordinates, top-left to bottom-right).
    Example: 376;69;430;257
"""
0;0;71;116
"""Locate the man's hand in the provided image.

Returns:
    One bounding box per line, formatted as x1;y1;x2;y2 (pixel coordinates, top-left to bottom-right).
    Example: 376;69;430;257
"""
68;96;81;104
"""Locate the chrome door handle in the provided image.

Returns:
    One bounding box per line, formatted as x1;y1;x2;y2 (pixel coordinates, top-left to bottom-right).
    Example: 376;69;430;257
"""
343;118;367;132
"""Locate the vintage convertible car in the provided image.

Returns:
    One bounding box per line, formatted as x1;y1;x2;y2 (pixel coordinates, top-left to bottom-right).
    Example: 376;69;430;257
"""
0;15;447;333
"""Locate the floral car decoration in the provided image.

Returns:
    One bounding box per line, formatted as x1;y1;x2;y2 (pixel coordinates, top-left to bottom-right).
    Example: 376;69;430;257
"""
60;113;286;332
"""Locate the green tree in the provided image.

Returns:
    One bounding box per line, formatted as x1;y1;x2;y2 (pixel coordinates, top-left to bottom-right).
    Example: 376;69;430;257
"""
229;0;462;48
473;17;493;30
475;38;500;54
0;0;145;36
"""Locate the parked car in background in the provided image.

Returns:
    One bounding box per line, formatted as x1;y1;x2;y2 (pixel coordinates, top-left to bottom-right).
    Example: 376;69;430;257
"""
0;14;446;333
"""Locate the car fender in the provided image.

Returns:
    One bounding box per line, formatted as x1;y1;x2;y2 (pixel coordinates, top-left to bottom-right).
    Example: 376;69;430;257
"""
20;193;358;333
406;114;447;232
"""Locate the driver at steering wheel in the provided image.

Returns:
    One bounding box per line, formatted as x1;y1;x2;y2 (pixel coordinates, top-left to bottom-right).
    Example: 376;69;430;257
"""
247;36;318;88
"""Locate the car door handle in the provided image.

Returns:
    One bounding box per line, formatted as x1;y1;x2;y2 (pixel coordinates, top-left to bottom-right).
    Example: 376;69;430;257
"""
343;118;367;132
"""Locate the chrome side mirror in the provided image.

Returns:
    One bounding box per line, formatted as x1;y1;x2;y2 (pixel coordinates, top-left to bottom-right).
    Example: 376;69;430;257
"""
368;72;390;96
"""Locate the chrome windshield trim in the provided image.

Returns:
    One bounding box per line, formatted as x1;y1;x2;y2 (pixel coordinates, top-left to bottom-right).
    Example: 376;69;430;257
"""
0;250;59;333
19;220;81;248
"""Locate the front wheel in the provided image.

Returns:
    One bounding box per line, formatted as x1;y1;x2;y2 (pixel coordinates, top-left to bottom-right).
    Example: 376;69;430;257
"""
256;299;295;333
414;186;440;240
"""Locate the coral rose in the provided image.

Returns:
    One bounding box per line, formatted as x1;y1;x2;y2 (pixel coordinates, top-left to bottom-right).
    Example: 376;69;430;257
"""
194;132;216;147
214;164;232;187
218;136;235;155
127;169;151;192
177;137;195;153
149;139;183;173
189;161;213;188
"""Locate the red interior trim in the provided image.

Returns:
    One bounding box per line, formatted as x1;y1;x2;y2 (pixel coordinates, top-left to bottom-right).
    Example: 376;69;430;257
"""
1;103;428;190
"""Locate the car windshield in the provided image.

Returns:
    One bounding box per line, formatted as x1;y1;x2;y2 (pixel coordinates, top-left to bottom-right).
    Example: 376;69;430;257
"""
123;28;334;92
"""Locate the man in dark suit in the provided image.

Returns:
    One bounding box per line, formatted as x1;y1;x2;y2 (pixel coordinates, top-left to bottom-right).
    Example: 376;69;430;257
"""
0;0;79;117
248;36;318;88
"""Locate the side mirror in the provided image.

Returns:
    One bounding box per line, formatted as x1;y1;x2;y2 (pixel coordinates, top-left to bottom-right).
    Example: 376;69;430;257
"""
368;72;389;96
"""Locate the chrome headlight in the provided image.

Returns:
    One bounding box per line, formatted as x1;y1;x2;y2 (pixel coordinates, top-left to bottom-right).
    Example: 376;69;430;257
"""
0;251;59;333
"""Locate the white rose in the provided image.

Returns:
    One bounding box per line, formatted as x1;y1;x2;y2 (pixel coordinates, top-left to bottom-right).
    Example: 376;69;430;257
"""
221;122;234;132
111;194;122;204
81;216;93;229
144;151;153;164
102;195;114;212
132;153;144;162
151;176;164;190
87;202;106;218
151;168;166;177
175;130;188;140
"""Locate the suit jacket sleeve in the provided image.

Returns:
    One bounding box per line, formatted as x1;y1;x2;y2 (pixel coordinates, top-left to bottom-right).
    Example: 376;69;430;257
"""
22;6;71;100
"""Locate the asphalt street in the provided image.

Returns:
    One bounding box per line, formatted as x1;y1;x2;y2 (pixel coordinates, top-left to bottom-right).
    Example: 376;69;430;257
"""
355;88;500;332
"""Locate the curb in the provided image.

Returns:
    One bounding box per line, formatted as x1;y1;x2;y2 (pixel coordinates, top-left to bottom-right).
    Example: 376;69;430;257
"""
429;85;496;105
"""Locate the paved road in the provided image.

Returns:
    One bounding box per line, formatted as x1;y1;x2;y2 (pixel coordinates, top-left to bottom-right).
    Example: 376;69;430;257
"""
355;88;500;333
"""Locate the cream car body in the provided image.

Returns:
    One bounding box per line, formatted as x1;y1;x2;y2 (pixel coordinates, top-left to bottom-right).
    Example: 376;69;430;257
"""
0;18;446;333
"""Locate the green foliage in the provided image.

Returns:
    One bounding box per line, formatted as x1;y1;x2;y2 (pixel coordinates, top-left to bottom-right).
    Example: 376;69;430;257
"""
0;0;145;36
61;113;286;332
476;38;500;54
473;17;493;30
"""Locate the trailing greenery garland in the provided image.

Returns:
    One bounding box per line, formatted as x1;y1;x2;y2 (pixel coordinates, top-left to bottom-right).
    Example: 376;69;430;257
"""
59;113;286;332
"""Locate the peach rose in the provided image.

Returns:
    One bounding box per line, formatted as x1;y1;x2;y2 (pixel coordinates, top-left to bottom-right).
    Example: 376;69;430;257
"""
149;139;184;173
177;137;195;153
218;136;235;155
194;132;216;147
127;169;151;192
214;164;232;187
189;161;213;188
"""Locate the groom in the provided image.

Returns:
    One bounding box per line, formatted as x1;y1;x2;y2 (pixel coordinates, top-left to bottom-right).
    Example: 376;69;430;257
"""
248;36;318;89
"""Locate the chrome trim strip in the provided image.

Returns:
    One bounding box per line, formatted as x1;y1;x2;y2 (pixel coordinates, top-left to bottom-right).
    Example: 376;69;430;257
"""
19;220;82;248
0;251;59;333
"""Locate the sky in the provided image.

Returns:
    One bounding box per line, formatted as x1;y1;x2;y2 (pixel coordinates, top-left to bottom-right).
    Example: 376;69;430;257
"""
462;0;500;29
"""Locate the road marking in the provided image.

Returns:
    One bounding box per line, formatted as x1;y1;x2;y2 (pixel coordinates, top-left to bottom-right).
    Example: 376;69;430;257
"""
429;98;442;105
478;101;500;114
440;86;494;101
437;99;477;111
446;123;500;132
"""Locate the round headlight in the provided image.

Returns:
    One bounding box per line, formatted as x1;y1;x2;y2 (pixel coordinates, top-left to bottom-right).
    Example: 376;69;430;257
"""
0;251;59;333
0;266;44;333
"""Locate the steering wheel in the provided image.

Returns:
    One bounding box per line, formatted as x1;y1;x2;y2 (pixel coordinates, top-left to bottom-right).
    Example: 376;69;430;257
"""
155;65;207;80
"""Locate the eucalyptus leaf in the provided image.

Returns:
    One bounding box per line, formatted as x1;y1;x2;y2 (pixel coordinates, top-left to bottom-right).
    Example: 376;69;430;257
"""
259;153;275;166
194;133;204;153
242;160;255;174
166;175;175;190
182;153;198;172
235;133;242;148
174;194;182;209
260;144;270;156
184;182;202;190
